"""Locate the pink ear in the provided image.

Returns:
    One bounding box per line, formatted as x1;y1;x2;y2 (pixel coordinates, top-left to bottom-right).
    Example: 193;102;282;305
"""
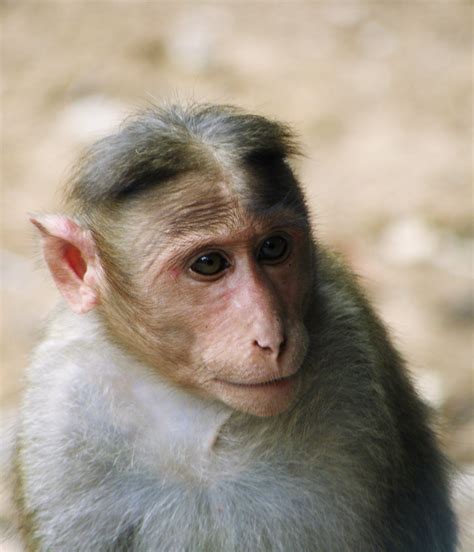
30;214;103;314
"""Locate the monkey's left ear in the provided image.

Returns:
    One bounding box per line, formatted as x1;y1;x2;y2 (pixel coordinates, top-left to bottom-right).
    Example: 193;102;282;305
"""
30;214;103;314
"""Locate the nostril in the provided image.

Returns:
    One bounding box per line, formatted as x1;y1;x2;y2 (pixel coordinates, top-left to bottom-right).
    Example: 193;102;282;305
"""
253;339;272;353
253;336;287;357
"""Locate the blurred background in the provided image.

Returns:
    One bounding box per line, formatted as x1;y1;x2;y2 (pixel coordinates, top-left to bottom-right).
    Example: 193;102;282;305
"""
1;1;472;549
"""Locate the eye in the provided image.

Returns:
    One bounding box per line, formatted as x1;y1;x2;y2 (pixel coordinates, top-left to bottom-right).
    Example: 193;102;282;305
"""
190;252;230;276
257;235;290;264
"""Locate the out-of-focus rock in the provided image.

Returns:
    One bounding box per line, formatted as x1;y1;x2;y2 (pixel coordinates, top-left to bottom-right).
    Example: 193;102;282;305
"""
377;216;438;265
435;232;474;279
412;368;444;408
377;216;474;278
57;95;128;144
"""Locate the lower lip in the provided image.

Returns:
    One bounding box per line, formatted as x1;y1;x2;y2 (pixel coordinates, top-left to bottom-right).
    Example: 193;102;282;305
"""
215;373;297;390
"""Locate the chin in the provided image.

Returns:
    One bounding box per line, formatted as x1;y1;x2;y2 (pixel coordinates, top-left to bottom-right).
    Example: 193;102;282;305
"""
211;373;300;417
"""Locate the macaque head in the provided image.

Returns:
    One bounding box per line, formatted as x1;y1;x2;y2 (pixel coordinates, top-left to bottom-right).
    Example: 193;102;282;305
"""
32;104;314;417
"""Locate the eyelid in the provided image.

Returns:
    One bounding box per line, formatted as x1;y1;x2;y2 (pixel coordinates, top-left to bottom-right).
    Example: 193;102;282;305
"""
259;229;292;243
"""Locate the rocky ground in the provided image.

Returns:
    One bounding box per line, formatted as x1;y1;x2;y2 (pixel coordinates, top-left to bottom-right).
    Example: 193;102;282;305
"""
1;2;472;549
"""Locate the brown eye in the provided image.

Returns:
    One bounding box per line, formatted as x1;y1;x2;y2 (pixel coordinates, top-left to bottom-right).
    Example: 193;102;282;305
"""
190;252;229;276
258;235;290;263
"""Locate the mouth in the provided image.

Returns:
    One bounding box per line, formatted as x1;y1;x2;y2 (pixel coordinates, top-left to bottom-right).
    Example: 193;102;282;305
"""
214;371;299;389
212;367;302;416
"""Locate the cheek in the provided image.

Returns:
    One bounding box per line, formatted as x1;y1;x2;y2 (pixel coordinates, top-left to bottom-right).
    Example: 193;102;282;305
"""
167;285;234;381
190;297;235;355
273;264;311;317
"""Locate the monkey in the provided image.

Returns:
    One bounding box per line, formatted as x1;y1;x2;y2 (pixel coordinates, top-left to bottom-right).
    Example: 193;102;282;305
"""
14;103;457;551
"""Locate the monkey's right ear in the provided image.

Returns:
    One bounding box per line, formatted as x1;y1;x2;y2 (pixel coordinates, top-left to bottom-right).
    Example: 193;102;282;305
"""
30;214;103;314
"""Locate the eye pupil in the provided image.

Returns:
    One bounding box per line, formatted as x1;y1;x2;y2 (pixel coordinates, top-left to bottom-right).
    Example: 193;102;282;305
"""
201;256;215;266
191;253;229;276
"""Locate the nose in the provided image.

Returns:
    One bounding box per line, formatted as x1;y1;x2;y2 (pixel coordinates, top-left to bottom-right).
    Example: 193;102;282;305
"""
238;260;287;360
253;332;287;359
247;277;287;360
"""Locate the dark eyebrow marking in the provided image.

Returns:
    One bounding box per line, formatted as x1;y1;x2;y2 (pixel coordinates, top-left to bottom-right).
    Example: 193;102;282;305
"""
66;103;301;208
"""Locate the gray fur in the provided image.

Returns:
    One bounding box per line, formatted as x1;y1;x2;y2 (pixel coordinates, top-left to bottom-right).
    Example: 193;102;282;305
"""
17;249;457;551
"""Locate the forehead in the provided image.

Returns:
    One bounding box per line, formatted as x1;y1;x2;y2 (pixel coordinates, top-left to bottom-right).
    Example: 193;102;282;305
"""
113;170;308;257
122;166;307;240
153;172;244;236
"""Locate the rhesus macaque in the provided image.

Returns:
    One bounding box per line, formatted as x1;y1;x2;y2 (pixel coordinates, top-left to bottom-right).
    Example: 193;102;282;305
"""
15;103;456;551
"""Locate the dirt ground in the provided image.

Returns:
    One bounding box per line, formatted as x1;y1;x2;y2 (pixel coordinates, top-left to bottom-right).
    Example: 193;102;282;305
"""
1;1;472;549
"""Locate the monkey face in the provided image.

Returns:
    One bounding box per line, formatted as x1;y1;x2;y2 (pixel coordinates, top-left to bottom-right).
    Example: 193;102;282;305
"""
155;225;310;416
102;173;313;417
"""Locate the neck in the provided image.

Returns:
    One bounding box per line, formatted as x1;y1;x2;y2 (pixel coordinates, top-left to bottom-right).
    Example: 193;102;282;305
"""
127;374;234;472
52;307;235;476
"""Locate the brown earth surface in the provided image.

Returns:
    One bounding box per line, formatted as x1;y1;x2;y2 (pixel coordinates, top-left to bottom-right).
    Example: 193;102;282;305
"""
1;1;472;550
